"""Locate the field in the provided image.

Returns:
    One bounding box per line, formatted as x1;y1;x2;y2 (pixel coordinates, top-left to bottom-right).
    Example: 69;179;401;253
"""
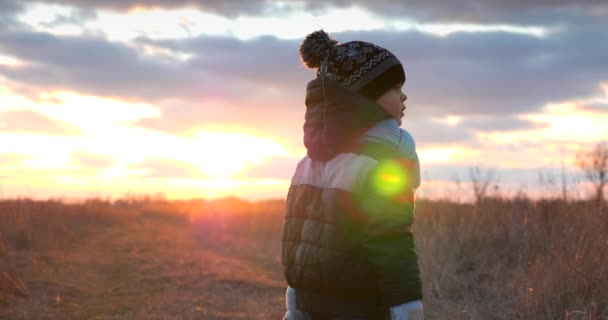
1;196;607;319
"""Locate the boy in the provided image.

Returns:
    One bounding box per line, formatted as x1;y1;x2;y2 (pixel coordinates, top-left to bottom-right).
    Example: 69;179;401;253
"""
281;30;423;320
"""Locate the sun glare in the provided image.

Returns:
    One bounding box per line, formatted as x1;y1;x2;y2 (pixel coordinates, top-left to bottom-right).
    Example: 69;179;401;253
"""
190;131;289;178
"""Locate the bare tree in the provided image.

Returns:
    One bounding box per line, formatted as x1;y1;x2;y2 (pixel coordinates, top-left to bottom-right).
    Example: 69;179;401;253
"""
469;165;498;205
576;142;608;206
538;168;559;198
451;173;463;203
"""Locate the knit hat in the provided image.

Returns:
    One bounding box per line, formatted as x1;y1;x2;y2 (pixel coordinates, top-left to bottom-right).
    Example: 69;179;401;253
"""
299;29;405;101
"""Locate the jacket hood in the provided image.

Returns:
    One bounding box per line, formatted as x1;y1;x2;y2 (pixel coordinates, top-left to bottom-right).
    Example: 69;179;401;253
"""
303;76;392;161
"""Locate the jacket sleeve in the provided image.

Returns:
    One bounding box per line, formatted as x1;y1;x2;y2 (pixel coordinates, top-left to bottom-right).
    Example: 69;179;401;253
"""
354;155;423;308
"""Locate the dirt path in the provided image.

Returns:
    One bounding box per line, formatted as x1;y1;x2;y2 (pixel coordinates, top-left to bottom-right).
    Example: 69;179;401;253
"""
1;217;286;319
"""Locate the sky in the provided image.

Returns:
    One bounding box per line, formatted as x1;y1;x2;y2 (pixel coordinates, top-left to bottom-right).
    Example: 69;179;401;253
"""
0;0;607;201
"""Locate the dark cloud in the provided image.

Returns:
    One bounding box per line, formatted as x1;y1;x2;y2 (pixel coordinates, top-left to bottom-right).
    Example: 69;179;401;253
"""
0;16;599;114
132;34;309;97
0;110;81;135
0;30;305;107
307;1;608;23
0;0;23;15
129;157;204;179
37;0;608;23
348;1;607;24
135;24;608;119
386;25;608;116
4;24;606;119
0;0;23;28
0;30;205;101
40;7;98;28
41;0;283;18
70;150;115;168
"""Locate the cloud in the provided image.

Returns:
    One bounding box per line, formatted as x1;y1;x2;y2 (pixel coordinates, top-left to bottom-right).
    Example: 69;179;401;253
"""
0;0;23;15
40;6;98;28
136;35;309;92
386;25;608;116
40;0;283;18
0;109;81;135
35;0;608;23
129;157;204;179
458;116;547;132
405;117;476;146
0;30;202;101
0;31;303;106
4;24;606;118
320;1;608;23
70;150;115;168
0;0;23;28
0;7;606;152
578;102;608;113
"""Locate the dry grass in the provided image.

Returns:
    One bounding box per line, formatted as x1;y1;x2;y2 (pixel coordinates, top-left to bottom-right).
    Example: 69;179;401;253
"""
0;196;607;319
415;198;608;320
0;198;285;319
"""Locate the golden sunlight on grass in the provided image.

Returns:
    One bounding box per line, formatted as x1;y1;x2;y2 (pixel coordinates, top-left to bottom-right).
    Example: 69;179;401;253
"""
2;197;607;319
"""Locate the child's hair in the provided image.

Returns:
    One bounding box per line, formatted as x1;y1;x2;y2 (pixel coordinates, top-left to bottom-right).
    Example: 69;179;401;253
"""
299;29;406;101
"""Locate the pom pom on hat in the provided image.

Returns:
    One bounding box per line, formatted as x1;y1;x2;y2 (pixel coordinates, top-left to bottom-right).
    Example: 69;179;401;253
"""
299;29;338;69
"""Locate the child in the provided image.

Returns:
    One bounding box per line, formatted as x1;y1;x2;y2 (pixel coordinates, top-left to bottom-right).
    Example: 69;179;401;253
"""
281;30;423;320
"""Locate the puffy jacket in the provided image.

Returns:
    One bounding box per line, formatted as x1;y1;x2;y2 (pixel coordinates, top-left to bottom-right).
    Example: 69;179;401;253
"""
281;75;422;319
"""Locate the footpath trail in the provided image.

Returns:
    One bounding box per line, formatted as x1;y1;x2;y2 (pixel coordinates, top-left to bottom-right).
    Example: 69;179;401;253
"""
1;215;286;319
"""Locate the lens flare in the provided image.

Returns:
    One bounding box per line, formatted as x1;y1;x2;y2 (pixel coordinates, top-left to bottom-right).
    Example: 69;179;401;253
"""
371;160;409;197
